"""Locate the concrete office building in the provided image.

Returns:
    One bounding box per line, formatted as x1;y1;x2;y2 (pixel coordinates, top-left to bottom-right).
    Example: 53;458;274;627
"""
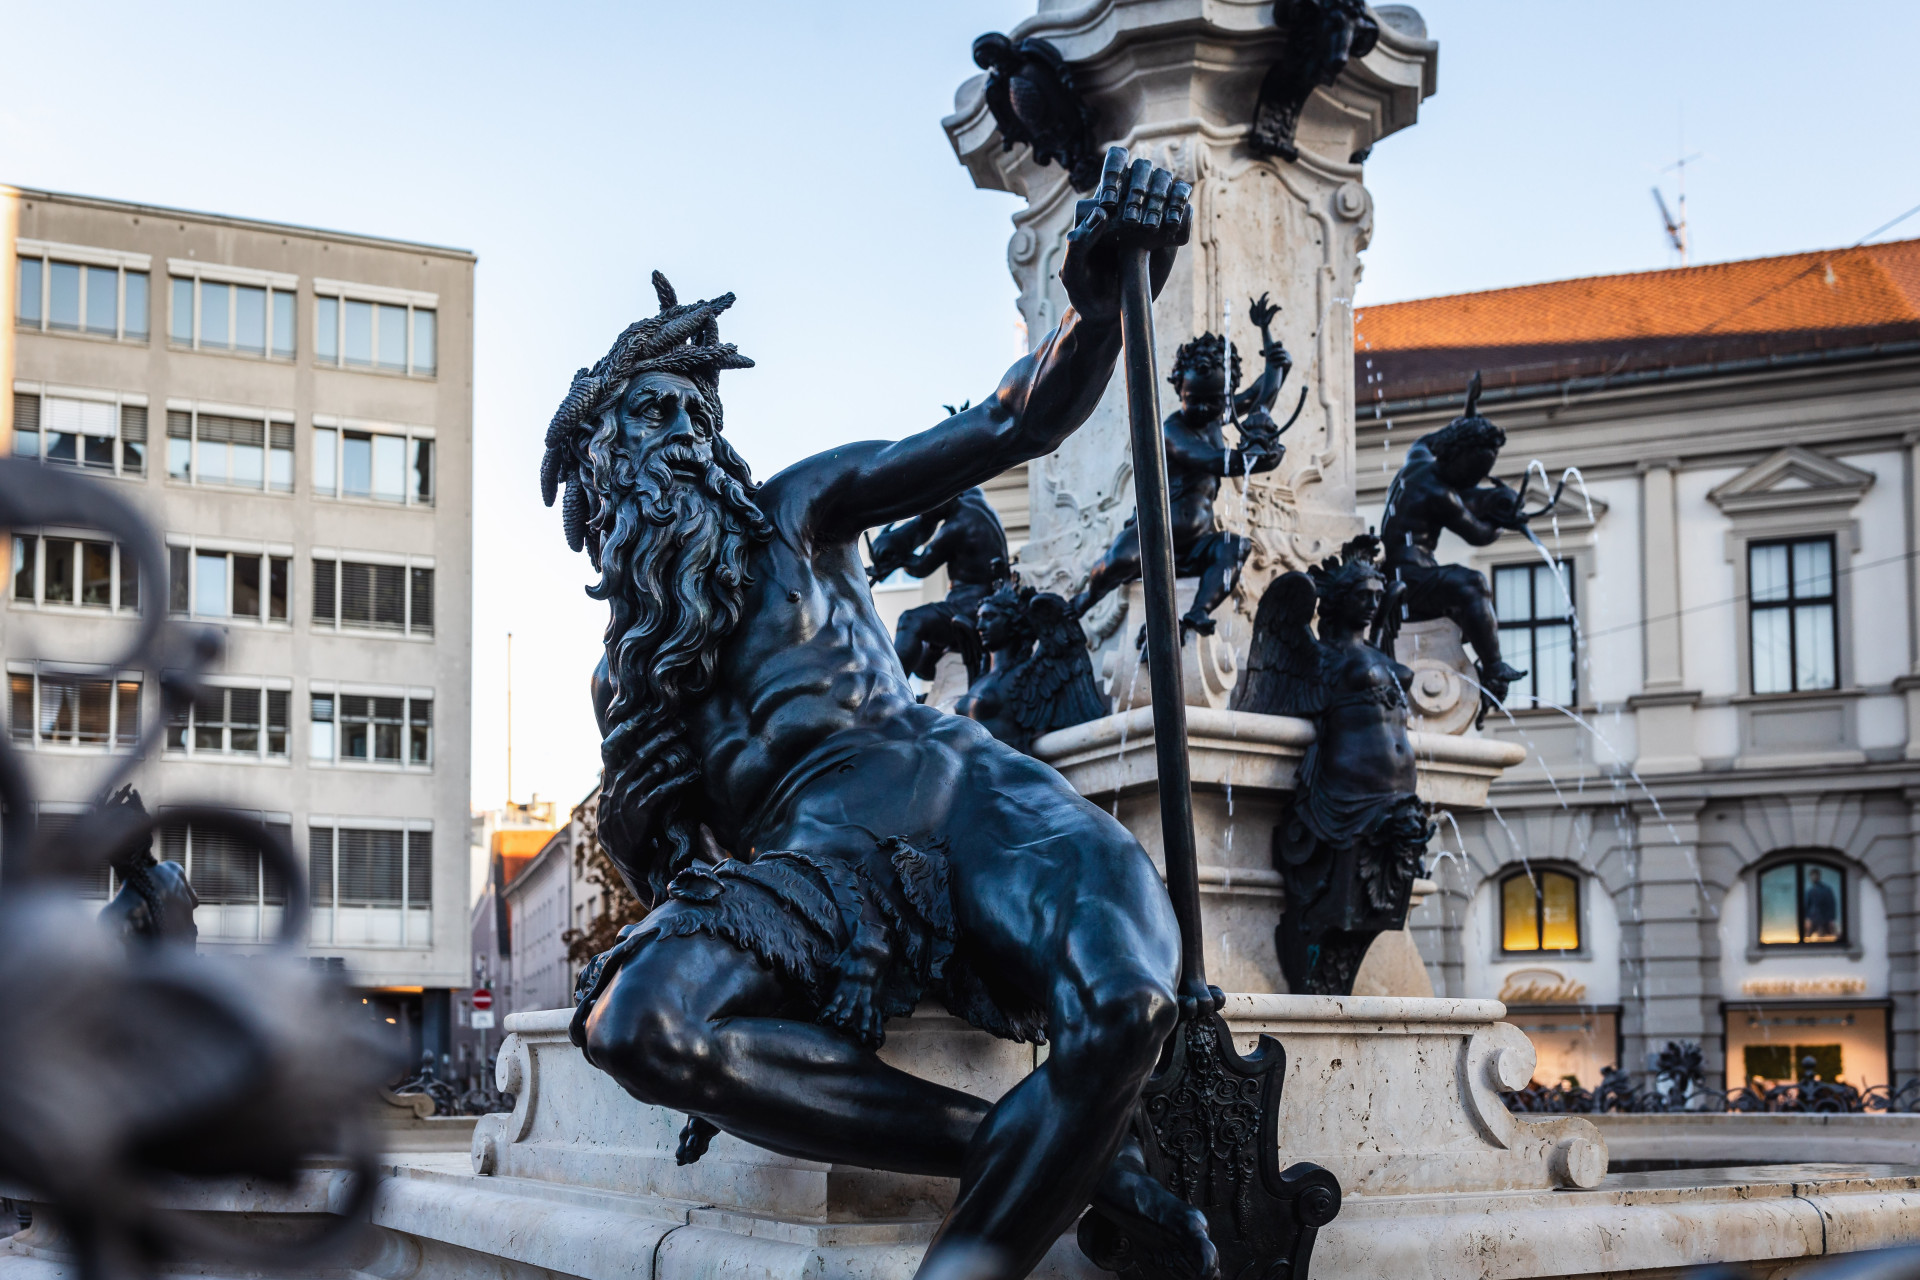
2;186;474;1063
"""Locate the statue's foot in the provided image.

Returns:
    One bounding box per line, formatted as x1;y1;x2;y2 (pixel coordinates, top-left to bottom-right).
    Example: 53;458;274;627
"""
1179;610;1216;639
1082;1160;1220;1280
675;1116;719;1166
817;965;886;1050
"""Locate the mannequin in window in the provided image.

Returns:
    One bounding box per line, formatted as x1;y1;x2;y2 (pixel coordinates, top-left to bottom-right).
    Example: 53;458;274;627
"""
1803;868;1839;943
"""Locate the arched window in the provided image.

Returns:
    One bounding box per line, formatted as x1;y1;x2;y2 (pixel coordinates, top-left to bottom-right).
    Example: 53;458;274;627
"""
1500;868;1581;952
1757;858;1846;946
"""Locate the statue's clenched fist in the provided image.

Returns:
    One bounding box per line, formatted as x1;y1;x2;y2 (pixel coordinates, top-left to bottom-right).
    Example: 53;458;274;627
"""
1060;146;1192;324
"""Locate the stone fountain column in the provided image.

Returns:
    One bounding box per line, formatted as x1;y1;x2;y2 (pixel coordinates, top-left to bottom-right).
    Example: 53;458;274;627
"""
943;0;1438;677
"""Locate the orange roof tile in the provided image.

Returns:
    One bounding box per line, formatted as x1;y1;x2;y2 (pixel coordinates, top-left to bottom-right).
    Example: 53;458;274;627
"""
1355;239;1920;403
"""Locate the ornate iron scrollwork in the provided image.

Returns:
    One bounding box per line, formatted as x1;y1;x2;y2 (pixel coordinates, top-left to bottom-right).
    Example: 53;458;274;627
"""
0;456;390;1280
1079;1012;1342;1280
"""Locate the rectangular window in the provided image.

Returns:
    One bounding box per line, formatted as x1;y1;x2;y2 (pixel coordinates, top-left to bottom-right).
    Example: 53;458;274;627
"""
314;427;336;493
338;694;407;762
165;681;291;759
13;535;36;600
201;280;230;347
376;303;407;371
124;271;149;340
272;290;294;358
235;285;266;355
316;296;338;363
305;824;432;925
310;694;335;762
313;423;432;504
342;431;372;496
312;557;337;624
48;262;80;330
412;309;437;376
412;438;434;503
43;539;74;604
270;423;294;492
166;409;293;492
311;556;432;636
14;392;40;458
121;404;147;475
1750;537;1838;694
313;287;437;376
372;434;405;500
169;275;296;358
8;668;141;751
14;250;147;342
17;258;42;324
344;299;372;366
410;567;435;634
409;697;432;764
169;545;291;623
1493;561;1576;709
195;552;229;618
169;547;189;615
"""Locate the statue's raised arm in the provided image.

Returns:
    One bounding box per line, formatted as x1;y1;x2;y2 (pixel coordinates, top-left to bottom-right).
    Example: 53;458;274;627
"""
799;149;1192;541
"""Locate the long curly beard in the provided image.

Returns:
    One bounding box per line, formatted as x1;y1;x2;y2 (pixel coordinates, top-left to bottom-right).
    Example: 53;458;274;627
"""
588;423;769;905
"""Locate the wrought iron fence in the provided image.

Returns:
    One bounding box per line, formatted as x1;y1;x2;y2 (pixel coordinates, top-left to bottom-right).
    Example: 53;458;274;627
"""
1503;1040;1920;1115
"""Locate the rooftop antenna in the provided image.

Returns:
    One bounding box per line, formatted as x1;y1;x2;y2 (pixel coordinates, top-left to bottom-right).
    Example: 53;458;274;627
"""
1653;121;1703;266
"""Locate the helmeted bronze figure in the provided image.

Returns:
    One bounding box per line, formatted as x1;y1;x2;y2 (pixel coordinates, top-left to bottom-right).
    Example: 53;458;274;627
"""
550;154;1220;1280
1234;535;1433;996
1069;295;1300;636
96;786;198;944
1380;373;1528;707
955;579;1108;755
866;483;1009;686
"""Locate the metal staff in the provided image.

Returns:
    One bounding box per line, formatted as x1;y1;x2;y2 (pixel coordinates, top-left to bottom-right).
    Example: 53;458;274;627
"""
1113;158;1208;1003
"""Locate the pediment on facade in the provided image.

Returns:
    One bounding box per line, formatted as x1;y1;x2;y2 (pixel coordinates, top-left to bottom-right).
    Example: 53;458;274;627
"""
1708;447;1875;515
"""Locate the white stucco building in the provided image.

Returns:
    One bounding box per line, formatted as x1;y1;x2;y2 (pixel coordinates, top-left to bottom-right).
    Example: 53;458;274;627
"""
1356;238;1920;1092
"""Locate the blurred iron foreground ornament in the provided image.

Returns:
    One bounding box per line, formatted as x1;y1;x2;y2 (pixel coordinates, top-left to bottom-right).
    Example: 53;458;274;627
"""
0;457;392;1280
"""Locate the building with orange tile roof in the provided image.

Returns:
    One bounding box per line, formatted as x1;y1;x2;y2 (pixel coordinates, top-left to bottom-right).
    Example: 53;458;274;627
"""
1346;239;1920;1095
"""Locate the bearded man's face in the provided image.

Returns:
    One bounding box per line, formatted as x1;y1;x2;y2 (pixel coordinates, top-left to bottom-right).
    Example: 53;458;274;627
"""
618;371;720;477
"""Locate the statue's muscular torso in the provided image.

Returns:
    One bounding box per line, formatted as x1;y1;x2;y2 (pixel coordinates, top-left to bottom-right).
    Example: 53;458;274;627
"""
687;466;959;854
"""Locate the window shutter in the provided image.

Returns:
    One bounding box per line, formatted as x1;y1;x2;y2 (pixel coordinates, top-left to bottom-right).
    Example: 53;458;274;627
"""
168;547;190;614
407;830;432;907
167;410;191;439
269;421;293;450
373;564;405;628
119;404;147;443
341;561;371;625
338;827;403;906
309;826;334;906
312;558;336;625
15;393;41;436
191;825;259;905
410;567;435;634
197;414;265;447
263;821;291;905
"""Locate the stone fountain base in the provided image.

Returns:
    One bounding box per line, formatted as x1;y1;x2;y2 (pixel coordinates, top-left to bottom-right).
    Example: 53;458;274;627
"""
10;999;1920;1279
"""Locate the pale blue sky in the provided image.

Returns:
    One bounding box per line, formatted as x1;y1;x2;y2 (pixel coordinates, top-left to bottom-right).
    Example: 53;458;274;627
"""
4;1;1916;813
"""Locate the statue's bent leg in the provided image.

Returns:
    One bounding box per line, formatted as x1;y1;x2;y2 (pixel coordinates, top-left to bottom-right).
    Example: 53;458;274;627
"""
1182;532;1250;631
1071;522;1142;617
923;838;1181;1279
584;931;984;1176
